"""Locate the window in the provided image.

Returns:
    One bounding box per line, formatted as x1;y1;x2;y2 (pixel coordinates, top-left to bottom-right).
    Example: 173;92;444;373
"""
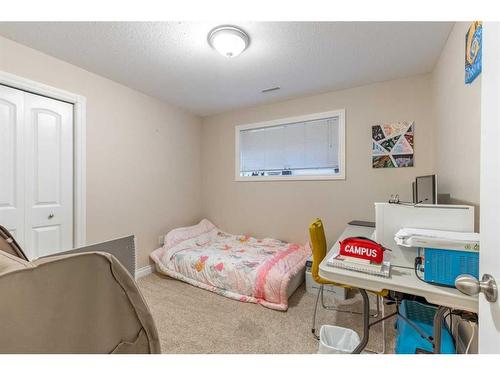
235;110;345;181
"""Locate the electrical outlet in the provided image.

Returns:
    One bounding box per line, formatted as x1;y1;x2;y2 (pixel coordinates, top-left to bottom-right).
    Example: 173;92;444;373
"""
158;235;165;246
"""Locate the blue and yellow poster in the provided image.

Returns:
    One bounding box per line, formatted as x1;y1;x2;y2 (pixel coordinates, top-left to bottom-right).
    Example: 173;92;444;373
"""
465;21;482;84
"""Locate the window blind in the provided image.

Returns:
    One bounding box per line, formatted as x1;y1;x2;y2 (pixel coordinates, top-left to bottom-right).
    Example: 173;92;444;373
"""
239;116;339;172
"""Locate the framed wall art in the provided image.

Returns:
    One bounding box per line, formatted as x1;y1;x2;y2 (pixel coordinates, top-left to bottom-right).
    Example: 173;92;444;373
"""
465;21;482;84
372;121;414;168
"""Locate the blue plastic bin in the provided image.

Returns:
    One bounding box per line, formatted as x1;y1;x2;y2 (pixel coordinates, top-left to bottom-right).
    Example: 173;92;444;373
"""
424;248;479;287
396;300;455;354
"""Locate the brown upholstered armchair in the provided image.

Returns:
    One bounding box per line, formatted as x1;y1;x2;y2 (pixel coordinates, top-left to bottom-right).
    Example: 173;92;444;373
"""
0;226;161;354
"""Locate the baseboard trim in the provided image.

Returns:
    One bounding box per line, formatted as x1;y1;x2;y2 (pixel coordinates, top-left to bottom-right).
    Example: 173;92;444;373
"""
136;264;154;279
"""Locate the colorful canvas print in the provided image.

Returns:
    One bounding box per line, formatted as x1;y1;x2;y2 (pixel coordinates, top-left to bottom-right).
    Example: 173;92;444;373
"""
465;21;482;84
372;121;414;168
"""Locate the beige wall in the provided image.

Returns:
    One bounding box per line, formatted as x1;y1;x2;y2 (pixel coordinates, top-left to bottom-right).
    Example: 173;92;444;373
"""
432;22;481;227
201;75;436;246
0;36;203;268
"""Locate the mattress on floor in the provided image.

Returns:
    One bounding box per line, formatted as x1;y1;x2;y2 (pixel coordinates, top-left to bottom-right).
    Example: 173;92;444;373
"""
150;219;310;311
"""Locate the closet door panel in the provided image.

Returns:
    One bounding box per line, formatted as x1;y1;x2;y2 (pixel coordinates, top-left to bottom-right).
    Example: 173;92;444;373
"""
0;85;24;244
24;93;74;258
32;225;62;258
34;111;62;205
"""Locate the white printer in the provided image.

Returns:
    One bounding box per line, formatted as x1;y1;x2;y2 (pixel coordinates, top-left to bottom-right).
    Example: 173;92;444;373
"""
374;203;475;269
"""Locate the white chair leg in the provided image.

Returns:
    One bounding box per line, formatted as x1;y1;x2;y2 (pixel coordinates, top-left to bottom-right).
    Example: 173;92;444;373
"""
311;285;322;340
380;296;387;353
321;289;381;318
364;295;387;354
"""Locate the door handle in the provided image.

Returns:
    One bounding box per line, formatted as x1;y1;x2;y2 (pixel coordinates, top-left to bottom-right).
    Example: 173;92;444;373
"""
48;213;54;219
455;274;498;302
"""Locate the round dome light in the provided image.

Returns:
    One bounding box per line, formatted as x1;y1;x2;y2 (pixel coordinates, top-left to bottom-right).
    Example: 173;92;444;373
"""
208;26;249;58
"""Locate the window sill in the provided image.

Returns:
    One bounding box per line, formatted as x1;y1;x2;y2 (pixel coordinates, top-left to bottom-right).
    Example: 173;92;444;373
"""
234;174;345;182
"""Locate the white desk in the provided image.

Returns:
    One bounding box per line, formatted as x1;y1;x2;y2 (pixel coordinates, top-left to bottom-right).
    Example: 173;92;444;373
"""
319;225;478;312
318;224;478;353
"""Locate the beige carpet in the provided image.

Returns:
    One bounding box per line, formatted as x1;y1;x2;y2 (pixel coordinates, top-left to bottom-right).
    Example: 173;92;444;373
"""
138;272;397;354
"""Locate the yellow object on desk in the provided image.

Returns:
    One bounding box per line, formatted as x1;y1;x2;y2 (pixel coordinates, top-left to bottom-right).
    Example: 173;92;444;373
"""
310;218;353;287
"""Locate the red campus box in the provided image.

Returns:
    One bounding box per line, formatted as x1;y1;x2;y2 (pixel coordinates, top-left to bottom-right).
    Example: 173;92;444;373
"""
339;237;386;264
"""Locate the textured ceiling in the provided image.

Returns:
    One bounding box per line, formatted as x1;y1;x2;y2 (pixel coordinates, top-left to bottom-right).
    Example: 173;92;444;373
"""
0;22;453;116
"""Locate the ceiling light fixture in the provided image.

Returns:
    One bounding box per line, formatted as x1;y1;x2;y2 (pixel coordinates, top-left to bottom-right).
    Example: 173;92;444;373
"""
208;26;249;58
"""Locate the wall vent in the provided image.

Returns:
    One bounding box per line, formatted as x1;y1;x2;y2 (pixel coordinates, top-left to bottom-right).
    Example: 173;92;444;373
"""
261;86;280;93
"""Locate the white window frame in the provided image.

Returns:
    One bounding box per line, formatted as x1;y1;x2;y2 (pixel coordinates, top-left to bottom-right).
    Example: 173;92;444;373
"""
0;70;87;248
235;109;346;181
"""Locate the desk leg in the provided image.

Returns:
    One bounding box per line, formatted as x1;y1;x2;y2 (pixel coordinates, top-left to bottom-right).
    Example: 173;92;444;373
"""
433;306;448;354
352;289;370;354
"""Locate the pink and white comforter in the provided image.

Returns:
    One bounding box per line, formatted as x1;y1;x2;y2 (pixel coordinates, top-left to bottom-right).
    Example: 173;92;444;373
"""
150;219;310;311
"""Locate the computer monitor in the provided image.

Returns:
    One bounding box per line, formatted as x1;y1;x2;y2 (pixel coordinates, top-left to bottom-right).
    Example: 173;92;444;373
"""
414;175;437;204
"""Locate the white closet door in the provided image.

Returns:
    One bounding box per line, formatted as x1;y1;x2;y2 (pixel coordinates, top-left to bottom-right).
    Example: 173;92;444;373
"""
24;92;74;258
0;85;25;245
